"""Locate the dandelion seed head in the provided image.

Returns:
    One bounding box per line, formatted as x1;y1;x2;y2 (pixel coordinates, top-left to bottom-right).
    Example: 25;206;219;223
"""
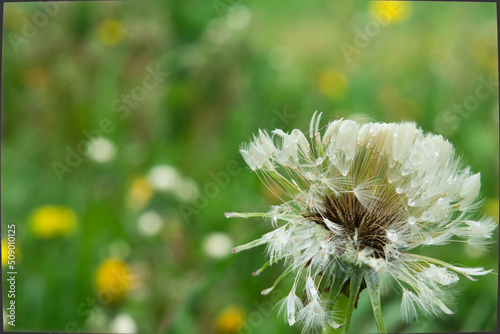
228;113;496;331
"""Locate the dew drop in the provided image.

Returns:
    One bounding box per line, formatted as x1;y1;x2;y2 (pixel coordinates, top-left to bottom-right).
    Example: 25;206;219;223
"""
396;187;403;194
437;197;444;205
408;199;415;206
408;216;416;225
387;229;398;242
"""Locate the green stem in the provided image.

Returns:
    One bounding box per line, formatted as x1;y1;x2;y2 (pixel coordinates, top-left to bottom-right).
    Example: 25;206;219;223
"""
328;267;352;308
364;270;387;334
252;260;271;276
344;268;363;334
224;212;268;218
261;264;295;295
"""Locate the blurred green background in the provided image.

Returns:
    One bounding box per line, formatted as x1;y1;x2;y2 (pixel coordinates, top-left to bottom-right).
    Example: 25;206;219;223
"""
1;1;498;333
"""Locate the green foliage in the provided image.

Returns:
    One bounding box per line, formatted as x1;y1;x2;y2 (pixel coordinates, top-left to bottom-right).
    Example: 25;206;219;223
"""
1;1;497;333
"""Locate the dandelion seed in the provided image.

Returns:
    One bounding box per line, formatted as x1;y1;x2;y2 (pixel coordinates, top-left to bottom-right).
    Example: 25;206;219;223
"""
278;292;304;325
227;114;496;333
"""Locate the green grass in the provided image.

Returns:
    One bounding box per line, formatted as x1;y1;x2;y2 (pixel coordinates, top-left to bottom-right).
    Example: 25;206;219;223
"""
1;1;498;333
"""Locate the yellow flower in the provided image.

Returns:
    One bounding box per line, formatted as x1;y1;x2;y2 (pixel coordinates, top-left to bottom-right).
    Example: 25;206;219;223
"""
30;206;78;238
215;306;245;333
318;69;348;100
127;176;154;211
95;258;131;305
1;238;21;267
2;239;9;267
484;198;499;222
97;19;124;46
370;1;412;24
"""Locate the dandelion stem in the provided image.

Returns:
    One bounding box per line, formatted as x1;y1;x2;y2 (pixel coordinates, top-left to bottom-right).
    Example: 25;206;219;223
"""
344;268;364;334
225;212;268;218
328;267;352;307
253;260;271;276
261;264;294;295
364;269;387;334
232;237;267;253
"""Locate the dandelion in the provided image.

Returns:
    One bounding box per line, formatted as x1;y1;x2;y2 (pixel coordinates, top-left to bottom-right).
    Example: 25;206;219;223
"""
110;313;137;333
1;239;11;267
215;306;245;333
147;164;199;202
127;176;154;211
370;1;412;24
97;19;124;46
203;232;233;259
226;112;497;333
95;258;132;305
484;198;499;222
137;210;163;236
86;137;117;163
318;69;348;100
30;205;78;238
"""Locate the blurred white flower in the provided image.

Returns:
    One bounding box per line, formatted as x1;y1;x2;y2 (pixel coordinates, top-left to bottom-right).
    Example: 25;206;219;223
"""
110;314;137;333
87;137;116;163
148;165;180;191
137;211;163;236
147;165;199;203
226;6;252;30
203;232;233;259
174;178;199;203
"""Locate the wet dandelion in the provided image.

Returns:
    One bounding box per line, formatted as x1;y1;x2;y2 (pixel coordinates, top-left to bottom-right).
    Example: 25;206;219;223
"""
226;112;497;333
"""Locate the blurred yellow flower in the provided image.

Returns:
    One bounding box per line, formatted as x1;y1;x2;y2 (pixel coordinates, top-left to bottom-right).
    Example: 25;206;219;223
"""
30;206;78;238
95;258;131;304
127;176;154;211
370;1;412;24
215;306;245;333
1;238;21;267
97;19;124;46
2;239;9;267
318;69;348;100
484;198;499;222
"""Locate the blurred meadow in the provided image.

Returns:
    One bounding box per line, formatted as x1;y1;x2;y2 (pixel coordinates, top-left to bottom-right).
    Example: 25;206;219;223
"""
1;0;498;333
